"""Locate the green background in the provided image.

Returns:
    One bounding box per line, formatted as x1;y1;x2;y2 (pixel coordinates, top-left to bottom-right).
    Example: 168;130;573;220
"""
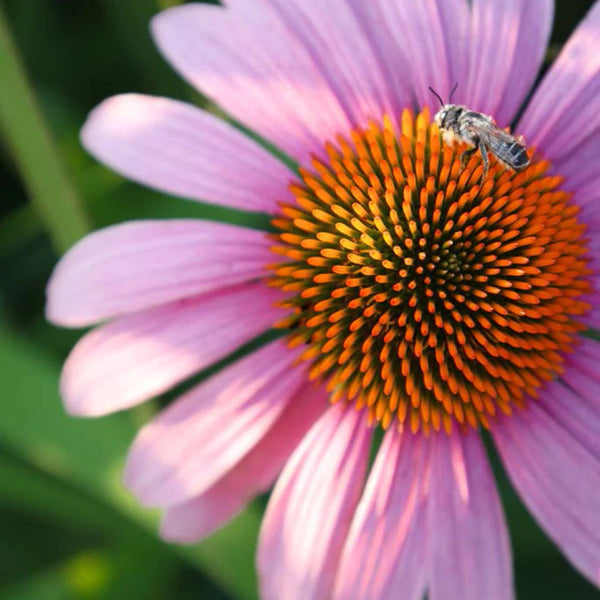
0;0;598;598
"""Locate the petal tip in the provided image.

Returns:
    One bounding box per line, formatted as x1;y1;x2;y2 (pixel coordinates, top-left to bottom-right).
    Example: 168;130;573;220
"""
122;434;176;508
59;360;124;419
44;264;85;328
159;513;203;545
121;458;144;502
80;94;143;154
150;4;205;48
60;388;96;418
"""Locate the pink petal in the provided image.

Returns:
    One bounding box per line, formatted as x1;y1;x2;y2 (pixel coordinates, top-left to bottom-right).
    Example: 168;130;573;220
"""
335;428;512;600
518;1;600;162
160;477;252;546
575;188;600;221
46;220;272;327
344;0;552;125
81;94;294;212
124;340;306;507
428;430;513;600
555;339;600;459
160;380;327;543
492;397;600;587
152;3;352;164
251;0;393;125
535;379;600;462
550;132;600;203
581;306;600;332
61;283;283;416
332;428;429;600
466;0;553;126
574;204;600;283
578;236;600;330
347;0;468;110
257;405;372;600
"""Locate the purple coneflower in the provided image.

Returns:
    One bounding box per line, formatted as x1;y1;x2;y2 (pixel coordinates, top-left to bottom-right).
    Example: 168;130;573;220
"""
47;1;600;598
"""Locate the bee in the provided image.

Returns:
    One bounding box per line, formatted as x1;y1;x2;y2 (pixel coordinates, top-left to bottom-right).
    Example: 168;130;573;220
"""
429;85;530;183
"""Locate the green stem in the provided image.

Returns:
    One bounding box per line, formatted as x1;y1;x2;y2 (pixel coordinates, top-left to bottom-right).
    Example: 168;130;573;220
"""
0;7;91;253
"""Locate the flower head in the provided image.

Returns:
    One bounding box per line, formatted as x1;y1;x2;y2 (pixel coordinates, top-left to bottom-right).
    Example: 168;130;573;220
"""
270;109;592;433
47;1;600;598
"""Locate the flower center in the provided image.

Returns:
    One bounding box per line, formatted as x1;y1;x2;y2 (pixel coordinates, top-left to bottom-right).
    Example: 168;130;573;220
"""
269;108;592;434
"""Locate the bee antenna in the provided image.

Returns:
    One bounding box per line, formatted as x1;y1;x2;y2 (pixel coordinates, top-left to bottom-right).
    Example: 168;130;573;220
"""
449;81;459;103
428;86;444;107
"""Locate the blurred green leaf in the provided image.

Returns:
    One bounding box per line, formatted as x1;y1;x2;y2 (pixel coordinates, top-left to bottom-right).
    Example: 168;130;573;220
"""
0;451;144;542
0;568;72;600
0;204;43;257
103;0;193;100
0;6;91;253
0;546;175;600
0;324;260;599
0;502;96;591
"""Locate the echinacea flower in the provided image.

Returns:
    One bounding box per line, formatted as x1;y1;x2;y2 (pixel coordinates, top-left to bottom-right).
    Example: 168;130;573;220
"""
46;0;600;598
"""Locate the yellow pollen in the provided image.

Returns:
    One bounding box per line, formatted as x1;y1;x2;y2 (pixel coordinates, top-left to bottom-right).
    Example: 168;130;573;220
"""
269;108;593;434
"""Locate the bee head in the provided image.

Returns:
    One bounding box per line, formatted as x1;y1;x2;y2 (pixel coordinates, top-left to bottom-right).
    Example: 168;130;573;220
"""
434;104;462;132
429;84;460;131
434;106;448;129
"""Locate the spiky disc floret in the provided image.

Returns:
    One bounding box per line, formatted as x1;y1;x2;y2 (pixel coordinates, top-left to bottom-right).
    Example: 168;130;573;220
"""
269;109;592;434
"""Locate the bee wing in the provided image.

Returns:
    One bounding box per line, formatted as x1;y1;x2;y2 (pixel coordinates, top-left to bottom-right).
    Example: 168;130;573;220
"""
481;127;530;169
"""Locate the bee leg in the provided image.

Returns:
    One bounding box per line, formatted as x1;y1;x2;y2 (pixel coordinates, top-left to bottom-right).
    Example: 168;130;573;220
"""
460;147;477;170
478;142;489;185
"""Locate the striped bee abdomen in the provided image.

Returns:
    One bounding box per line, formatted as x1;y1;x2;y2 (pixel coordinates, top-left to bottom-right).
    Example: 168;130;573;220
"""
507;141;529;168
489;137;530;171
